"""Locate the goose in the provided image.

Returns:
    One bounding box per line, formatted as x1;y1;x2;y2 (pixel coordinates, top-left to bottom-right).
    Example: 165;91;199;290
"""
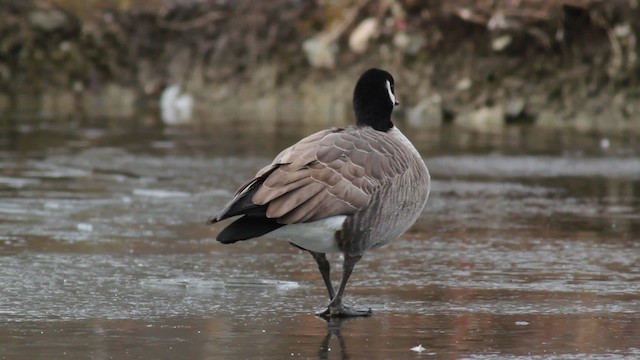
207;68;430;317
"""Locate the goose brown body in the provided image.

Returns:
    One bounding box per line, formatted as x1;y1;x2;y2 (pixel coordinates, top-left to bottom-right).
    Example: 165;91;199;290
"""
208;68;430;317
245;126;429;255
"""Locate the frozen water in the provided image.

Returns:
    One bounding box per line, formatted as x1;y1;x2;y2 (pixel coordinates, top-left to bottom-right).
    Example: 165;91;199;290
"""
0;123;638;359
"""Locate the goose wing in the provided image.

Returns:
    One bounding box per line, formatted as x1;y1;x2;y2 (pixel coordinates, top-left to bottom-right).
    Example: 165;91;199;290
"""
250;126;410;224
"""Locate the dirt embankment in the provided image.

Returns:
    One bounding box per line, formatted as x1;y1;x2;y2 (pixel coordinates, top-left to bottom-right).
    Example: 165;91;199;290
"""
1;0;639;132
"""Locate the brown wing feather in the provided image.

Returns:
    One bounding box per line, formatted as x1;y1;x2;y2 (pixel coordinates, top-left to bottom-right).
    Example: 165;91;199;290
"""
279;190;326;223
267;182;324;218
251;126;410;224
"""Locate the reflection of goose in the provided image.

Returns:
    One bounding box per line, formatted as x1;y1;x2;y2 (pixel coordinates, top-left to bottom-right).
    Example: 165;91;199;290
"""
160;84;194;125
208;69;430;317
318;318;349;359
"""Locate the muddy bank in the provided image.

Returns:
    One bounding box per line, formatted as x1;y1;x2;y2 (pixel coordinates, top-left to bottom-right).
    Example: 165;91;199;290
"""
1;0;639;132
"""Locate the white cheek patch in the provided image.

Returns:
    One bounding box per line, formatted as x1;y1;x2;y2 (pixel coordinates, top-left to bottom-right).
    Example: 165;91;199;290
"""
386;80;398;106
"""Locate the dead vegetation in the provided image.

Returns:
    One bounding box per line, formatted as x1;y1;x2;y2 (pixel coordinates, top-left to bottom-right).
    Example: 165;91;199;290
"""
0;0;639;129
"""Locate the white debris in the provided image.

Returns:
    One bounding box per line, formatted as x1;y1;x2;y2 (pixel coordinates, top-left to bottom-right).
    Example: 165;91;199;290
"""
411;344;426;353
160;84;194;125
349;18;378;53
76;223;93;232
515;321;530;326
133;189;191;198
44;202;60;209
600;138;610;150
0;176;39;188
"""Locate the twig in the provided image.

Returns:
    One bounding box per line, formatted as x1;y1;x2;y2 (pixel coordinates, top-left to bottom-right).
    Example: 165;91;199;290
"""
158;11;226;31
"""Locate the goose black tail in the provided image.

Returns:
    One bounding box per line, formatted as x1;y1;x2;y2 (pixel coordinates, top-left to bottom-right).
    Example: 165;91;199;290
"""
216;216;285;244
208;166;284;243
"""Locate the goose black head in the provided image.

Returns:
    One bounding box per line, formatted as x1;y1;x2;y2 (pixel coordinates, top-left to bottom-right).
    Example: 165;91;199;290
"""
352;68;399;132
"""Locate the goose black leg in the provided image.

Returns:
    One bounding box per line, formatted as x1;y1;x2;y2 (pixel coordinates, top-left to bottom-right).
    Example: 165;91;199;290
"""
318;254;372;318
308;251;336;300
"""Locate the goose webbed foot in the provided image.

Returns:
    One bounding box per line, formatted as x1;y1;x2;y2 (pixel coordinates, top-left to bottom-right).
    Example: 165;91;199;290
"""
316;304;372;318
313;253;371;318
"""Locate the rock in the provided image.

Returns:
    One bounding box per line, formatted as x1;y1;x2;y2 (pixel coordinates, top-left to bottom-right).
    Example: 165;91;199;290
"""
614;23;632;37
302;36;337;69
455;77;472;91
39;90;75;118
458;105;503;129
28;10;68;32
505;98;525;117
407;95;443;126
488;11;507;30
349;18;378;54
492;35;512;51
94;84;137;119
393;31;425;55
442;106;456;123
504;98;535;124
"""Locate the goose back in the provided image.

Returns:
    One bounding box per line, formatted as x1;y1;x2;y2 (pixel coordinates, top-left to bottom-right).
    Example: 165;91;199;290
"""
335;126;430;255
212;124;430;253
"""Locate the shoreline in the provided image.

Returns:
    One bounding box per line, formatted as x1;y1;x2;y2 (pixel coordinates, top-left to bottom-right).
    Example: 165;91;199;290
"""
1;1;638;133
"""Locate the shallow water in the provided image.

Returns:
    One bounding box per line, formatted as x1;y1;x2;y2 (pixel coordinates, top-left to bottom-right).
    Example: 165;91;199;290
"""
1;120;639;359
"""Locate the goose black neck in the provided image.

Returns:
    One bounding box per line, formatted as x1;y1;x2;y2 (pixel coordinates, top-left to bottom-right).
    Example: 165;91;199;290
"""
352;68;396;132
354;106;393;132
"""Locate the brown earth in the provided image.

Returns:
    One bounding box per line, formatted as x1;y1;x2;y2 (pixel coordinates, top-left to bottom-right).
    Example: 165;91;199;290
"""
1;0;639;132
